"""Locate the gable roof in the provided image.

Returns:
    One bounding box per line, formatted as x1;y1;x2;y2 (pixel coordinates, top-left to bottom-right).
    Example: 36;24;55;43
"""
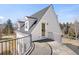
28;5;52;32
30;5;51;20
17;5;53;34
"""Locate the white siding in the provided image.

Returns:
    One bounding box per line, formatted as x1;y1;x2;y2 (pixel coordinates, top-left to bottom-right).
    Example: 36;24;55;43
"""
31;6;62;43
42;5;62;43
17;22;20;30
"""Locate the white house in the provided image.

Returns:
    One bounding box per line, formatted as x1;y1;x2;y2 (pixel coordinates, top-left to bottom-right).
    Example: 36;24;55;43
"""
15;5;62;54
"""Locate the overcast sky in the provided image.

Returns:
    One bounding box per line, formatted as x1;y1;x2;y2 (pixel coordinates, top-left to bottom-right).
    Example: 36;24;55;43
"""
0;4;79;24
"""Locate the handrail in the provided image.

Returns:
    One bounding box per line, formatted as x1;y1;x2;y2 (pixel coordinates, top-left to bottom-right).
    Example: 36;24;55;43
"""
0;34;31;43
25;42;35;55
0;34;32;55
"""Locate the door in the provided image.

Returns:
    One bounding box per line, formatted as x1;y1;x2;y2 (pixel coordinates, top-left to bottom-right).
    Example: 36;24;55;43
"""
41;23;45;36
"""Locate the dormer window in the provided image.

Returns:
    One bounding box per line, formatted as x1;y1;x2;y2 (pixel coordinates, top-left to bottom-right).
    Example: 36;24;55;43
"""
24;16;29;31
25;21;29;31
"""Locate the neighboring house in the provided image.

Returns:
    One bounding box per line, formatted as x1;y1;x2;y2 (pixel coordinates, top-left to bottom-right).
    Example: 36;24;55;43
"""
15;5;62;54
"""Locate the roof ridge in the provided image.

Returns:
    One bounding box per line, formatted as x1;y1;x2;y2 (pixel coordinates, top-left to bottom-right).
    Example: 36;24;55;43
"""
30;5;51;19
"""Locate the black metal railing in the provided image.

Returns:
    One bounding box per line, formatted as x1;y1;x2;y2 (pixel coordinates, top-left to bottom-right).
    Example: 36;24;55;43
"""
0;34;32;55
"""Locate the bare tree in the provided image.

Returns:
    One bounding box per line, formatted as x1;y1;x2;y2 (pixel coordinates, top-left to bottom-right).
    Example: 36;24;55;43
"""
3;19;14;35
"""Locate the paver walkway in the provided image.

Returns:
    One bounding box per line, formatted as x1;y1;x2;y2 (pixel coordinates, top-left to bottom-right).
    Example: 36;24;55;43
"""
30;40;77;55
30;42;51;55
48;41;77;55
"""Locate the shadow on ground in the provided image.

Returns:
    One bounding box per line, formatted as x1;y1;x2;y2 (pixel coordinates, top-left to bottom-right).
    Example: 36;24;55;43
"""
64;43;79;55
33;39;54;43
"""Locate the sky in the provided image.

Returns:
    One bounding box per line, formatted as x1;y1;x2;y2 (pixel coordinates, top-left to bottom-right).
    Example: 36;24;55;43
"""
0;4;79;24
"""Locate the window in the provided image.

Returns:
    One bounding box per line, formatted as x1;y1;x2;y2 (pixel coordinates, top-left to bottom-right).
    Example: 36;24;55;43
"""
25;21;29;31
41;23;45;36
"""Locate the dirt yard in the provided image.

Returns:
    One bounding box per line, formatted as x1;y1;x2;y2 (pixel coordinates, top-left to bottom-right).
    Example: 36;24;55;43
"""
62;38;79;54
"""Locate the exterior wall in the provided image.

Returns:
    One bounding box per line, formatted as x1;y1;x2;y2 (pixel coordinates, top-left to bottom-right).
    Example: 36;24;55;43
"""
15;31;31;54
42;6;62;43
31;15;48;41
31;20;44;41
17;22;20;30
31;6;62;43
